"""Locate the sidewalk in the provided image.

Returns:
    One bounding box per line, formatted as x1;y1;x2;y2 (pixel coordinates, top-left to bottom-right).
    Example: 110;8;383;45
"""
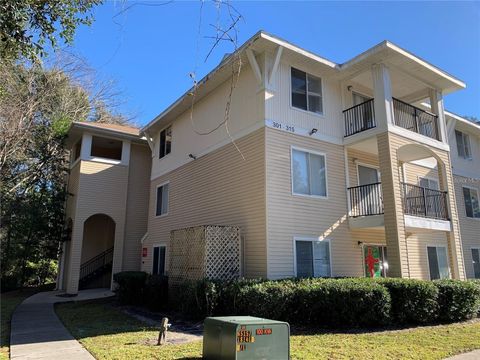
10;288;114;360
445;350;480;360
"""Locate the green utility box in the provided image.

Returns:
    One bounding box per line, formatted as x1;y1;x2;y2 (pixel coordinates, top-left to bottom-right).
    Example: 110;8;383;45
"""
203;316;290;360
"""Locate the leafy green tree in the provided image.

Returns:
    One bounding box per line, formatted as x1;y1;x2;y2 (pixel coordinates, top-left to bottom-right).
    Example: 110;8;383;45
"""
0;60;127;289
0;0;101;61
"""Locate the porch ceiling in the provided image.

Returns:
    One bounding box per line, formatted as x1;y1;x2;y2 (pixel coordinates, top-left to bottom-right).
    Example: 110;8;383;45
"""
338;41;465;99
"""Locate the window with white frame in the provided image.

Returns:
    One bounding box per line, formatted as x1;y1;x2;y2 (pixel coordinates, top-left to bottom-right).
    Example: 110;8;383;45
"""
427;246;449;280
295;238;331;278
292;149;327;197
463;187;480;218
455;130;472;160
159;125;172;159
472;248;480;279
152;245;166;275
155;183;169;216
291;67;323;114
418;177;439;190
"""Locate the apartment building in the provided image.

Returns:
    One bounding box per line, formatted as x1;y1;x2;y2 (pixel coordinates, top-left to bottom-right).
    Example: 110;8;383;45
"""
57;31;480;294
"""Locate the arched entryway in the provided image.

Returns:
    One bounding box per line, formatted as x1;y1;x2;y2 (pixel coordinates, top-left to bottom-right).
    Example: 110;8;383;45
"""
80;214;115;289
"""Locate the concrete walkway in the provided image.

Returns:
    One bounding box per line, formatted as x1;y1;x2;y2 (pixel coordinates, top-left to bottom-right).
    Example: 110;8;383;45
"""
445;350;480;360
10;288;114;360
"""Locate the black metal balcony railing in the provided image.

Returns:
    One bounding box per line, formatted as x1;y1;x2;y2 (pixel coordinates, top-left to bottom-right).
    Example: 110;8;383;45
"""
401;183;449;220
343;99;376;137
392;98;440;141
348;182;384;217
348;182;449;221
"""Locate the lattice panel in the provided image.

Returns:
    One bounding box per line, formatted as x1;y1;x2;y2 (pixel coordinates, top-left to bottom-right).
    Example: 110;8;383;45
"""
204;225;240;281
169;226;206;284
168;225;240;284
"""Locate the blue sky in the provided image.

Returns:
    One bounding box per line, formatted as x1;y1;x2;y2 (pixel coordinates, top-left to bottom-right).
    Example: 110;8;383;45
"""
70;1;480;126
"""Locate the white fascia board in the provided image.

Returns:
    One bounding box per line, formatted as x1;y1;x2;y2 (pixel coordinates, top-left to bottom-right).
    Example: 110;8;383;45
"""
141;31;339;135
259;32;338;69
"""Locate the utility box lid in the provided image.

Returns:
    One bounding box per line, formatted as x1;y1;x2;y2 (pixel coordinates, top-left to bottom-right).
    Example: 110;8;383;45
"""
203;316;290;360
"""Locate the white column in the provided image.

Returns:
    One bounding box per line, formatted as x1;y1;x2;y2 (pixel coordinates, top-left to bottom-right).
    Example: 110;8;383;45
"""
429;89;448;143
371;64;394;130
80;133;92;160
121;140;131;166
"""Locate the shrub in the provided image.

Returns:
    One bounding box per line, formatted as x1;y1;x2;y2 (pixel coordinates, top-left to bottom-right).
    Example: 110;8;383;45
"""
236;280;297;320
113;271;148;305
145;275;169;311
376;278;438;324
169;279;217;318
434;280;480;322
291;278;391;327
170;278;266;318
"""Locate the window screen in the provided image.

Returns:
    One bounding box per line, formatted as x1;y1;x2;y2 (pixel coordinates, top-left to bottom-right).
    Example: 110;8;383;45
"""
156;184;169;216
152;246;166;275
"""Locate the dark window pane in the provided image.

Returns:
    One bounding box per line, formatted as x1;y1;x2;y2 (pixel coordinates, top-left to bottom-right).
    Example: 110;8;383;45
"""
165;127;172;155
472;249;480;279
159;129;166;158
307;74;322;95
152;247;159;275
159;247;166;275
464;188;473;218
296;241;313;278
308;94;322;114
291;68;307;110
427;247;440;280
292;93;307;110
156;187;163;216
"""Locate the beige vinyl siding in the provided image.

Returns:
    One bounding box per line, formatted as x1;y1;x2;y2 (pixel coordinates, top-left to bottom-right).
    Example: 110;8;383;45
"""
406;231;450;280
347;148;380;187
150;64;264;180
265;59;344;141
376;132;410;277
66;160;129;292
454;175;480;278
63;162;80;289
449;125;480;180
404;163;439;185
144;128;267;278
65;162;81;221
381;131;465;279
123;144;151;271
265;127;362;278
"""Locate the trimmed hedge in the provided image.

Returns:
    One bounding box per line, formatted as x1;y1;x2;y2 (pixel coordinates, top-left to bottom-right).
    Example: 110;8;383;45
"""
434;280;480;322
113;271;169;310
287;278;391;327
144;275;169;311
114;273;480;327
113;271;148;305
375;278;438;324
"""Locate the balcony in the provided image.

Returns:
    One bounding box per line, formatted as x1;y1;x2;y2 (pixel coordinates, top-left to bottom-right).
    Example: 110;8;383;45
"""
343;98;440;141
343;99;376;137
348;182;450;229
401;183;449;220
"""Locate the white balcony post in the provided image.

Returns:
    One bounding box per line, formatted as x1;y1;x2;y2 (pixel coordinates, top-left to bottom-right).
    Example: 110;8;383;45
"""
371;63;394;130
429;89;448;143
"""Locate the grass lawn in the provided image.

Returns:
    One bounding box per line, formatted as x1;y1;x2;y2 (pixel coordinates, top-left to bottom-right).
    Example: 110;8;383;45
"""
0;287;43;360
56;300;480;360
